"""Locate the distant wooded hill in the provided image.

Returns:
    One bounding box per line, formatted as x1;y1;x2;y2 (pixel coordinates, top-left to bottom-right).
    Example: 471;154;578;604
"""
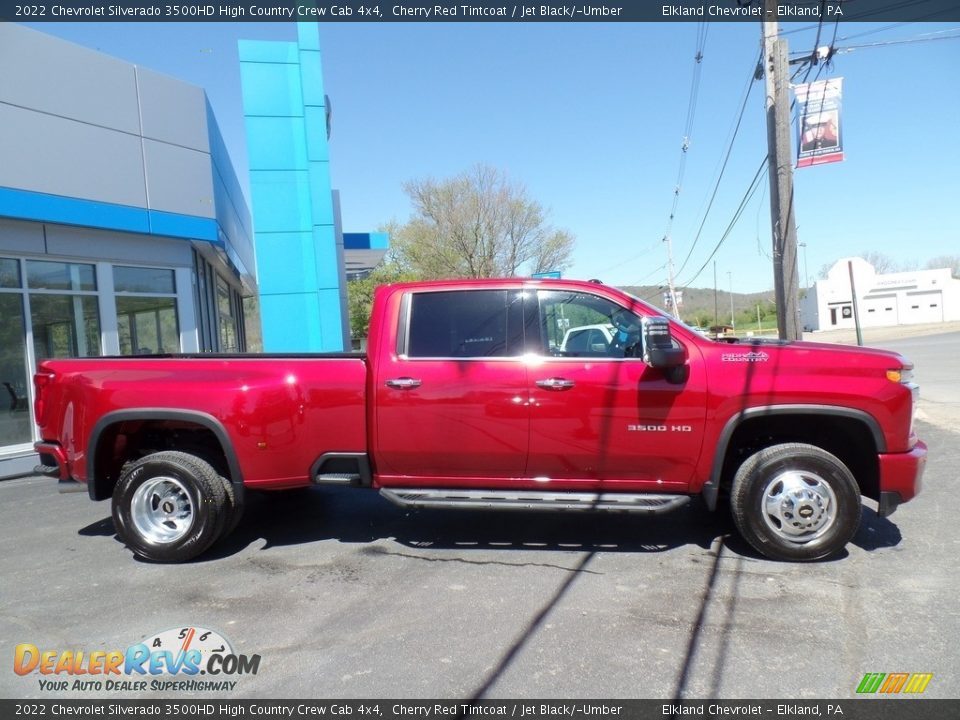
619;285;778;327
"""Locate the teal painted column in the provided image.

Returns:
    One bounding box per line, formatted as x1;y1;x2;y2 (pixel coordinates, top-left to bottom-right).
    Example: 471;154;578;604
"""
239;23;344;352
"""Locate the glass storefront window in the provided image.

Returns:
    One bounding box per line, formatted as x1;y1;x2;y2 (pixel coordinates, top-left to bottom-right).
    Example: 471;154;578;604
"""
114;265;180;355
30;294;102;360
0;294;31;447
114;266;176;294
1;258;21;288
1;257;194;456
117;296;179;355
217;276;239;352
26;260;97;292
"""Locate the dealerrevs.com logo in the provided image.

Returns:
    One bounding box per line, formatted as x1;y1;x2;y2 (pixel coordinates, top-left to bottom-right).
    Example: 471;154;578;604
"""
856;672;934;694
14;626;260;692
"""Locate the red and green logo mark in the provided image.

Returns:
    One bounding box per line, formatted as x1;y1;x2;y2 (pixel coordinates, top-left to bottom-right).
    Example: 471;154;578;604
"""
857;673;933;694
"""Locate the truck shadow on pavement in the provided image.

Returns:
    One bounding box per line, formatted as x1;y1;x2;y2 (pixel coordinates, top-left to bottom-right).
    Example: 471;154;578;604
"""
219;486;905;561
207;486;724;560
78;484;904;562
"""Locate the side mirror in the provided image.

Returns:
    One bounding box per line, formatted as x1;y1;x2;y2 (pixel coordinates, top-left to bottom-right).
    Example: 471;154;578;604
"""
642;317;688;383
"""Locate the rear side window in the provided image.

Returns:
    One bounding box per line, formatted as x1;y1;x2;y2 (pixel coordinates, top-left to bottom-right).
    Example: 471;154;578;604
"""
407;290;523;358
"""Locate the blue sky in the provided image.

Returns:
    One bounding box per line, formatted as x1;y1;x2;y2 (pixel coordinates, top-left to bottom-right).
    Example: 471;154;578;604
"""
25;20;960;294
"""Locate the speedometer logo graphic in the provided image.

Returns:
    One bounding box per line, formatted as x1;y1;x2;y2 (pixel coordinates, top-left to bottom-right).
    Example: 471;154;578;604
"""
142;626;233;672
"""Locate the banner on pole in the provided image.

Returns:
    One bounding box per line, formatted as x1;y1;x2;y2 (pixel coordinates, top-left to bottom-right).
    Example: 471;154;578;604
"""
795;78;844;167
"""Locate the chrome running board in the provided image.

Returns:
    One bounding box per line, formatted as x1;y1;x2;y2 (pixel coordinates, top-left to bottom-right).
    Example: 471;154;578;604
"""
379;488;690;514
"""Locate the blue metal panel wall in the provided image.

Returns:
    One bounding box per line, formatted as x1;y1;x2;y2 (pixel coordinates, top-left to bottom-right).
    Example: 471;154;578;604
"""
0;25;254;293
344;232;390;250
239;24;344;352
206;100;256;290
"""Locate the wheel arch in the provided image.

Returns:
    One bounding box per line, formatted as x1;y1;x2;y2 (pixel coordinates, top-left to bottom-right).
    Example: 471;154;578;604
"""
702;405;884;511
87;409;244;503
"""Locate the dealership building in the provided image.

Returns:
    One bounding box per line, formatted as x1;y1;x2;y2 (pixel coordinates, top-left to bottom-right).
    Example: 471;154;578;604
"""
0;23;389;477
0;24;256;477
800;257;960;332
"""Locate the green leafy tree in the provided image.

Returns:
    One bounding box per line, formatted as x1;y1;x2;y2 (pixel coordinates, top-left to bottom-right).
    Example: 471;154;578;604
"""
391;164;575;279
347;262;417;341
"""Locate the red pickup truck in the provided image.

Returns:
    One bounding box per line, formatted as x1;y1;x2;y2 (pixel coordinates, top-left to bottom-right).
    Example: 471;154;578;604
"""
33;279;926;563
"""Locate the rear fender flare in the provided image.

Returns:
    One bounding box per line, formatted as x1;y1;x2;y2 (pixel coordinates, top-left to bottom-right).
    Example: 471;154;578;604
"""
86;409;244;503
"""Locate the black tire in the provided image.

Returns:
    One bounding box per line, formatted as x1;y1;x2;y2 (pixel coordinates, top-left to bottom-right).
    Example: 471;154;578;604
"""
220;477;244;537
112;451;228;563
730;443;861;562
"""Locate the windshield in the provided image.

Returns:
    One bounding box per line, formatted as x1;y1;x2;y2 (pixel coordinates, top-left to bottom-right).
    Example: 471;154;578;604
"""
619;289;712;340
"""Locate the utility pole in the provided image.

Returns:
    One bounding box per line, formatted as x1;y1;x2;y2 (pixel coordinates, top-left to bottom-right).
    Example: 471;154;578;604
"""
713;261;718;328
728;271;735;331
763;0;801;341
664;235;679;318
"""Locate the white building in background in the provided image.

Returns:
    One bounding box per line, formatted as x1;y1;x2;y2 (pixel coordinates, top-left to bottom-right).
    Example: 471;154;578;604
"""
801;257;960;332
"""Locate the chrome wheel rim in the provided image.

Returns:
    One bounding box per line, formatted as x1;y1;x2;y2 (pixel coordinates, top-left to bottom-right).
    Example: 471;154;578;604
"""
761;470;837;544
131;476;193;544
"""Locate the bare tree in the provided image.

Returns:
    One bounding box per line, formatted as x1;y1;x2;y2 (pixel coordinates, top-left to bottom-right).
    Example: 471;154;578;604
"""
926;254;960;279
860;250;898;274
391;165;575;279
818;251;909;279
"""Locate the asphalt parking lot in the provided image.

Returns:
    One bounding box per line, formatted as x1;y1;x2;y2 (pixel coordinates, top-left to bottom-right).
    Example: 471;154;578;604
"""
1;337;957;701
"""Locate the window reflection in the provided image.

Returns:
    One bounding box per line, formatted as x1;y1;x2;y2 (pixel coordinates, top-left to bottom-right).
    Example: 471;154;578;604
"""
0;294;31;447
26;260;97;292
30;294;102;360
117;296;179;355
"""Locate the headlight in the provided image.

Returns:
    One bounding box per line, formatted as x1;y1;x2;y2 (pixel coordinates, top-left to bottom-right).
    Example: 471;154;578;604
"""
888;364;919;439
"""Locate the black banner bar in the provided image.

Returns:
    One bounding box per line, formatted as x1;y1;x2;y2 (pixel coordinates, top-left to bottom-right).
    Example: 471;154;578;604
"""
3;0;960;23
1;700;958;720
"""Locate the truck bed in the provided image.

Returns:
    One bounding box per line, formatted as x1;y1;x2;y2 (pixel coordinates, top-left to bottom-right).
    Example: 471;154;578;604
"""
35;354;369;491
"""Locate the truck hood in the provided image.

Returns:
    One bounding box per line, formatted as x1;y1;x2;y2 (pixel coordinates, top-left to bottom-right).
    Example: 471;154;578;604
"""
711;336;911;368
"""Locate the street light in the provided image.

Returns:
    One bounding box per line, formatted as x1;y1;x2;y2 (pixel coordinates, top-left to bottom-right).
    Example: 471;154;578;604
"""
798;241;810;290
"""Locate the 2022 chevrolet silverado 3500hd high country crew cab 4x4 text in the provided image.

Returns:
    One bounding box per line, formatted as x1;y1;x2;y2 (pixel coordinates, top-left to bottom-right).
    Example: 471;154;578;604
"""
33;279;926;563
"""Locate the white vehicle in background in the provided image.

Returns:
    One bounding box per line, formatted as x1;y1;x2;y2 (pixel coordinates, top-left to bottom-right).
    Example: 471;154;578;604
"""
560;324;616;355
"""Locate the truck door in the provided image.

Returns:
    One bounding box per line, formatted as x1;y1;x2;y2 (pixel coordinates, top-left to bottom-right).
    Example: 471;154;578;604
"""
374;288;530;484
526;289;707;492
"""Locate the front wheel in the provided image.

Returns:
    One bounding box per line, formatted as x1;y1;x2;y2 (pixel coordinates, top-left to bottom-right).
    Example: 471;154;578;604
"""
730;443;861;562
112;451;229;563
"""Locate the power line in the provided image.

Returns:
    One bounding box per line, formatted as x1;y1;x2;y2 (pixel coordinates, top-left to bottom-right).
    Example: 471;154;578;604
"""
662;23;710;240
678;155;771;290
673;47;763;281
597;239;661;274
657;21;709;311
664;23;710;234
810;2;826;60
836;32;960;52
838;0;956;22
626;262;669;287
838;21;912;42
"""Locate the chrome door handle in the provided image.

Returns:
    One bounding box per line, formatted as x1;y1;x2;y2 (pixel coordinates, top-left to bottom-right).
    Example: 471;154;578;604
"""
535;377;575;391
385;377;422;390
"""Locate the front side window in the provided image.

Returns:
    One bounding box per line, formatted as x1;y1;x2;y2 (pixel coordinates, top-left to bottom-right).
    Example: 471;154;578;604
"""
538;290;642;359
407;290;523;358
